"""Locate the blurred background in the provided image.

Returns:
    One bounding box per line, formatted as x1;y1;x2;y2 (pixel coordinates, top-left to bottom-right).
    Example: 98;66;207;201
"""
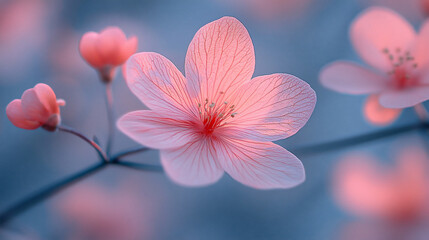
1;0;429;239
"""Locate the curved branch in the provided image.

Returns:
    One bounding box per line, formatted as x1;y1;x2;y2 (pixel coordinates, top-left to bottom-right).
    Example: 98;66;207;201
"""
0;162;107;226
58;125;108;162
292;122;429;157
111;146;150;161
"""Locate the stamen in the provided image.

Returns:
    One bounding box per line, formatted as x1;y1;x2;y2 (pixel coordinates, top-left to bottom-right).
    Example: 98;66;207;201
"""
197;98;239;134
380;47;419;89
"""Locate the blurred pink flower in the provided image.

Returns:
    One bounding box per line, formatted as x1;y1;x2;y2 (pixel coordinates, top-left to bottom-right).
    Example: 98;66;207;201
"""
118;17;316;189
0;0;57;82
6;83;65;131
333;147;429;223
215;0;313;21
320;7;429;125
360;0;429;21
79;26;138;83
56;183;145;240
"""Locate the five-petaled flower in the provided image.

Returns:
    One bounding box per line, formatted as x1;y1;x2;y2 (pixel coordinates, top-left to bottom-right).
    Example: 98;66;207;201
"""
79;26;138;83
320;7;429;125
6;83;65;131
118;17;316;189
333;147;429;223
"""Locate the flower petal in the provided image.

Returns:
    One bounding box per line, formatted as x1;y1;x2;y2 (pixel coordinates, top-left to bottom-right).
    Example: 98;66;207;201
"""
320;61;386;94
119;36;138;64
96;27;127;66
350;7;416;72
117;110;195;149
160;137;224;187
364;95;401;126
126;52;196;119
379;85;429;108
218;139;305;189
20;87;50;123
223;74;316;142
6;99;40;129
33;83;59;114
185;17;255;100
79;32;104;68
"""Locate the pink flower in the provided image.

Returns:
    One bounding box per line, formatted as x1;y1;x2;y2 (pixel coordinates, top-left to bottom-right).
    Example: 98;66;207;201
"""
333;147;429;223
79;26;138;82
6;83;65;131
320;7;429;125
117;17;316;189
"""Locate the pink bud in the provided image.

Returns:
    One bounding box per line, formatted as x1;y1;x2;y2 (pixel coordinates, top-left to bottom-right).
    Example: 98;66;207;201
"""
6;83;65;131
79;26;138;83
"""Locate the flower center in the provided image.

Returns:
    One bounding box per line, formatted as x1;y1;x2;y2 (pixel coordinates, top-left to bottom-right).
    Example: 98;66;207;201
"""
382;48;418;89
197;97;237;135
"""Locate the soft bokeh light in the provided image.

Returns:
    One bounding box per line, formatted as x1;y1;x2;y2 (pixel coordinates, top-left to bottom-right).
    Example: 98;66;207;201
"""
333;145;429;239
54;181;147;240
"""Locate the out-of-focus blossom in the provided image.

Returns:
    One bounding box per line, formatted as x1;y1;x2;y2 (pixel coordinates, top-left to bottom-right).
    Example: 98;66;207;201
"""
0;0;56;82
216;0;313;21
320;7;429;125
360;0;429;21
333;147;429;223
118;17;316;189
56;183;145;240
79;27;138;83
6;83;65;131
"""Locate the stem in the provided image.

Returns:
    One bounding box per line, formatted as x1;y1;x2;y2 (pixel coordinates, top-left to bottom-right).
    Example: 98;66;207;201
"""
292;122;429;157
0;162;107;225
58;125;108;162
111;160;163;172
105;83;115;155
111;146;150;161
414;103;429;122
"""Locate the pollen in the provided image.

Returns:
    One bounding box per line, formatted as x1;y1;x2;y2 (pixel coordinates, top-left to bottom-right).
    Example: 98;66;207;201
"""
197;97;237;134
382;47;419;89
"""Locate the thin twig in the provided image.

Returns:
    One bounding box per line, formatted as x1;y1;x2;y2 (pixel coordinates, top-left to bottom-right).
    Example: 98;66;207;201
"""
105;83;115;155
111;146;150;161
291;122;429;157
57;125;108;162
111;160;164;172
0;162;107;226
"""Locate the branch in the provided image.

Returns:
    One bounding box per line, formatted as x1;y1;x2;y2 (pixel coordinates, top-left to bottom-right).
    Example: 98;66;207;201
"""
110;146;150;161
0;162;107;226
111;160;163;172
104;83;115;155
292;122;429;157
57;125;108;162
